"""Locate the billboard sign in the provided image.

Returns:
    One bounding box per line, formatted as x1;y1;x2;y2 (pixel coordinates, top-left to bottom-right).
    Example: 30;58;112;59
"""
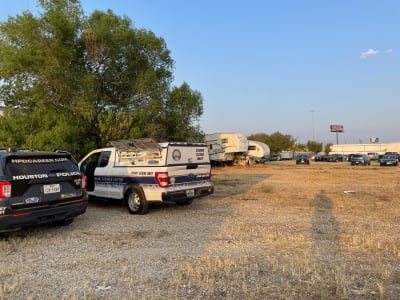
330;124;344;132
370;137;379;143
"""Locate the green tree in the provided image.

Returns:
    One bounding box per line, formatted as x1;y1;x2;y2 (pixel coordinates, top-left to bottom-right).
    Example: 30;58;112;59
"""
247;133;269;145
324;143;333;154
306;140;323;154
248;131;295;153
164;82;204;141
294;143;308;152
0;0;204;158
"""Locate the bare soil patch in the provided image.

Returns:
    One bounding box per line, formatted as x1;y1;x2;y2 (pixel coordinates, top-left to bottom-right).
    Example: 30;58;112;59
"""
1;161;399;299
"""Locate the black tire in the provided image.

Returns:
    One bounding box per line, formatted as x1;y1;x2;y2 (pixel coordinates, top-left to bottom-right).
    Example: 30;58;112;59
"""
53;218;74;226
126;186;149;215
176;198;193;206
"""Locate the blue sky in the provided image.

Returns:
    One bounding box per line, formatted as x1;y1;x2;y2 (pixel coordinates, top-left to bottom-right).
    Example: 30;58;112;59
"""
1;0;399;144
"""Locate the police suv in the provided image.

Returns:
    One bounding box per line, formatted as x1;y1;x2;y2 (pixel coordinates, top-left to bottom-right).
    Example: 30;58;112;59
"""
78;139;214;214
0;148;87;232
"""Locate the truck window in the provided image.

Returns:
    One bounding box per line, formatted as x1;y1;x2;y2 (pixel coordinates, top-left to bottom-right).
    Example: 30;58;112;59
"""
98;151;111;167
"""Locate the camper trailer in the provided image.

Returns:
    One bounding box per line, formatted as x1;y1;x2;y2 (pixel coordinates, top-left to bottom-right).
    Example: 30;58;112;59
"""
247;140;271;164
205;133;249;166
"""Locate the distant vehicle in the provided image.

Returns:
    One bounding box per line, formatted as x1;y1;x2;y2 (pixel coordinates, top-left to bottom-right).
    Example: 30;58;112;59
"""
270;153;281;161
254;157;268;164
367;152;380;160
322;154;332;162
313;154;324;161
295;154;310;165
326;154;344;162
379;155;398;166
247;140;270;165
279;151;294;160
383;152;399;161
350;154;371;166
347;154;355;162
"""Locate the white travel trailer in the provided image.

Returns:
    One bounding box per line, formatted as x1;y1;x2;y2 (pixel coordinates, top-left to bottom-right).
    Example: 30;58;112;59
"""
205;133;249;166
247;140;271;164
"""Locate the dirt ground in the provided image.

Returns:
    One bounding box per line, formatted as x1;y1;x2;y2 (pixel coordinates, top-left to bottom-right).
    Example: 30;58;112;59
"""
1;160;399;299
199;161;400;299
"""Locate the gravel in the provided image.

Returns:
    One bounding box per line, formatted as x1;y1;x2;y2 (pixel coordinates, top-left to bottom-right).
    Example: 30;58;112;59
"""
0;195;231;299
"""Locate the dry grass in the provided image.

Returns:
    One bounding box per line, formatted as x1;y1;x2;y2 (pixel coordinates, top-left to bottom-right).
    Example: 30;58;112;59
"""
165;162;400;299
1;162;400;299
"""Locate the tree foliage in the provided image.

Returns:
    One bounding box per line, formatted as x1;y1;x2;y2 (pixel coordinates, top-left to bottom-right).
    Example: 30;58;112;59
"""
0;0;204;159
306;140;323;154
248;131;296;153
324;143;333;154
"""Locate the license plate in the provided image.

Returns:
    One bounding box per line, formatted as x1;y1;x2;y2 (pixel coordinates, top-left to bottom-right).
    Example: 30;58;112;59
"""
186;189;195;197
43;184;61;194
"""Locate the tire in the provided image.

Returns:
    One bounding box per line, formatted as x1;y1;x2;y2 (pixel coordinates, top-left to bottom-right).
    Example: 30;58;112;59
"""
176;198;193;206
126;186;149;215
53;218;74;226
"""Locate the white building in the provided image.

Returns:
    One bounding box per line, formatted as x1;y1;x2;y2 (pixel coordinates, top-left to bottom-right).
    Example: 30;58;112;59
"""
330;142;400;155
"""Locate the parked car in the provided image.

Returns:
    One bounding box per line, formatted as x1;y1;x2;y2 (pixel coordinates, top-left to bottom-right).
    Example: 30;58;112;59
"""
270;153;281;161
379;154;398;166
383;152;399;161
367;152;380;160
313;154;324;161
350;154;371;166
347;154;355;162
0;148;87;232
296;154;310;165
254;157;268;164
329;154;344;162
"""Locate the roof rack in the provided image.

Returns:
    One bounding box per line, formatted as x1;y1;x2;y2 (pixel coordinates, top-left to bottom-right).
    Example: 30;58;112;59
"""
110;138;160;152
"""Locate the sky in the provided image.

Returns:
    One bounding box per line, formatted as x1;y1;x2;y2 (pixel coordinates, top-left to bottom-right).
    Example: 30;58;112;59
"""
1;0;399;145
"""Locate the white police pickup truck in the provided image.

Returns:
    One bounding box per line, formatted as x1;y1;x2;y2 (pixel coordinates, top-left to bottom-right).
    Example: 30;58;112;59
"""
78;139;213;214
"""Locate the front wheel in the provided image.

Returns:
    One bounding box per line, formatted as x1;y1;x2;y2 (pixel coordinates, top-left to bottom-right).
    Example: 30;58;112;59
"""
126;186;149;215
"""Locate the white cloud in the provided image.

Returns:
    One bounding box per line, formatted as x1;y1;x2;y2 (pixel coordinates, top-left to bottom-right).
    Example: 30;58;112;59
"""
360;49;380;59
386;49;393;54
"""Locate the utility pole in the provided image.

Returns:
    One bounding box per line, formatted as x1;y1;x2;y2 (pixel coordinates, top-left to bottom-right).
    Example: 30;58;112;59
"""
311;109;315;141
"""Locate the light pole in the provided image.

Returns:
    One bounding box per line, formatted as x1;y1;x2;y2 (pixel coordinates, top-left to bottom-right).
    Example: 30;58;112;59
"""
310;109;315;141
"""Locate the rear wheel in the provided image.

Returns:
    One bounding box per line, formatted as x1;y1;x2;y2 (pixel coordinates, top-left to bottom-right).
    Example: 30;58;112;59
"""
126;186;149;215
